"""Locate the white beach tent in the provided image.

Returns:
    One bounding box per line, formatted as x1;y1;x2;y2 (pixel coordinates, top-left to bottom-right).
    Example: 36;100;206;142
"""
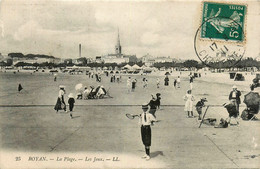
123;64;132;70
132;64;141;70
141;65;147;69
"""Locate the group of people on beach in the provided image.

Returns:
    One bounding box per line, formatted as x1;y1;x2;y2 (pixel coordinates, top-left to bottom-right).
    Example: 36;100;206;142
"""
126;77;140;92
54;83;109;118
51;70;258;162
76;85;108;100
137;93;161;160
126;74;184;93
183;83;243;127
54;85;75;118
110;74;121;83
164;75;181;88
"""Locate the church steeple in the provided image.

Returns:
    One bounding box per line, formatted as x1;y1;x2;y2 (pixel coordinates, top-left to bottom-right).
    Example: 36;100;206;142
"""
115;28;122;56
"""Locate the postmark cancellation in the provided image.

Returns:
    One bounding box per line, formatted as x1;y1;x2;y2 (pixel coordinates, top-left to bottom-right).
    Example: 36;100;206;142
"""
194;1;247;68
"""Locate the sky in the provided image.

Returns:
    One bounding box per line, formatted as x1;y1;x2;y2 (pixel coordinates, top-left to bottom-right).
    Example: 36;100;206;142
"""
0;0;259;60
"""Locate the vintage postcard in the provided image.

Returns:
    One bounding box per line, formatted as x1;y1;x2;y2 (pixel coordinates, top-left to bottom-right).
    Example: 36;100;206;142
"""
0;0;259;169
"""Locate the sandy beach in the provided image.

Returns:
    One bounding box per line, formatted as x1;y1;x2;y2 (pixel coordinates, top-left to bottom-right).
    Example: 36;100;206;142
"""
0;71;259;168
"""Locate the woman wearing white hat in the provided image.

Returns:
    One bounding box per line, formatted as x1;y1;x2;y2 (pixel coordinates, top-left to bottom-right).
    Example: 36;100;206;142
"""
54;85;67;113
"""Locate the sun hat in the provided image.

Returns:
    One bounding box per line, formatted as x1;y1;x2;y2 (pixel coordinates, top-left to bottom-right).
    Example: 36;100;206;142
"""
152;96;156;101
68;93;74;98
142;103;149;109
59;85;65;89
201;98;207;102
232;85;237;89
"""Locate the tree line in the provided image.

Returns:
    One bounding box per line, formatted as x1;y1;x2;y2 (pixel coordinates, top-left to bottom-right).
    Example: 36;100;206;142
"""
1;53;259;70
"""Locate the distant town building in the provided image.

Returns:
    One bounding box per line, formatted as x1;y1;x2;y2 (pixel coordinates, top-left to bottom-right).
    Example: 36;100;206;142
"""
141;53;174;67
96;29;136;64
12;57;61;65
256;54;260;61
141;53;155;67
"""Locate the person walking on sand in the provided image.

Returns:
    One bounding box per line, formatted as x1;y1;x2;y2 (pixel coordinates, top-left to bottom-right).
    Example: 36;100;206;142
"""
155;93;161;110
195;98;207;120
164;75;169;86
68;93;75;118
18;83;23;93
143;78;148;89
173;79;177;89
54;85;67;113
132;79;137;92
139;103;157;161
127;77;132;93
229;85;241;115
156;78;160;88
177;76;181;88
149;95;157;118
184;90;195;117
189;74;194;90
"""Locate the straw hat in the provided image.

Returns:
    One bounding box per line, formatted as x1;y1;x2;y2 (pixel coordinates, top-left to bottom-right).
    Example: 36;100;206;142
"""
68;93;74;98
59;85;65;89
201;98;207;102
152;95;156;101
232;85;237;89
142;103;149;109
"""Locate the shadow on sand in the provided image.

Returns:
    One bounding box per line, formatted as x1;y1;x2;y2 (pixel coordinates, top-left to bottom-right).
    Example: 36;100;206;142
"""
150;151;164;158
71;116;80;119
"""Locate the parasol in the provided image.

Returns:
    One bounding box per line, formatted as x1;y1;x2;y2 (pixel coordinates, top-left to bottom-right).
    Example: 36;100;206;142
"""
165;72;170;75
75;83;83;91
244;92;260;107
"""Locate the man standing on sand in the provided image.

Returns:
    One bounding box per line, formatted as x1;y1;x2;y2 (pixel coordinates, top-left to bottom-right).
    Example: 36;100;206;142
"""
177;76;181;88
139;103;157;161
189;74;194;90
131;79;137;92
149;95;157;118
229;85;241;115
156;78;160;88
173;79;177;89
127;77;132;93
164;75;169;86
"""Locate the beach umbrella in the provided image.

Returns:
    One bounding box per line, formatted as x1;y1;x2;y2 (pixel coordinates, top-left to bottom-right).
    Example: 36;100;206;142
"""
244;92;260;107
75;83;83;91
165;72;171;75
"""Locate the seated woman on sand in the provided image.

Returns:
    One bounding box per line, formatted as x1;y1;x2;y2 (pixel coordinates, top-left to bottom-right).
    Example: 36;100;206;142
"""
83;86;91;100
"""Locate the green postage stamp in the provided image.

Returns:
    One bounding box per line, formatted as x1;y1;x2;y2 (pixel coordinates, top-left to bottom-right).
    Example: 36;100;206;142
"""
201;2;246;41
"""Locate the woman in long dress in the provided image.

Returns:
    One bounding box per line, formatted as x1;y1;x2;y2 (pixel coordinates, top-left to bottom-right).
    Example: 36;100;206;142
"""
183;90;195;117
164;76;169;86
54;85;67;113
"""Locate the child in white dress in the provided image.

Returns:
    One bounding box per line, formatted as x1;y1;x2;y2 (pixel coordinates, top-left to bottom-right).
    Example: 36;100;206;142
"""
184;90;195;117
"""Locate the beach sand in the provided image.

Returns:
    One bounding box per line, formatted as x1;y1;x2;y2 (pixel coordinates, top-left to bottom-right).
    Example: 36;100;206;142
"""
0;72;259;168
